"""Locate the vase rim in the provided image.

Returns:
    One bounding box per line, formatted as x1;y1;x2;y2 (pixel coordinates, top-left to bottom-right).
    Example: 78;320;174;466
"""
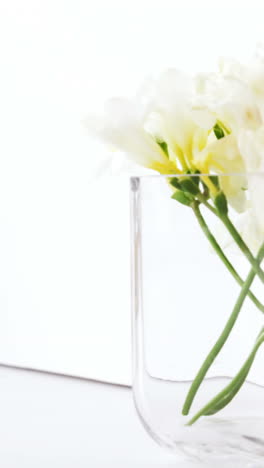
130;171;264;180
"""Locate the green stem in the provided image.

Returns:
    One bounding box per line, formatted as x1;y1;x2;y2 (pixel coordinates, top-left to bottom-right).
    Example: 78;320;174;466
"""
182;242;264;416
220;214;264;283
196;194;216;215
191;202;264;313
187;327;264;425
196;196;264;284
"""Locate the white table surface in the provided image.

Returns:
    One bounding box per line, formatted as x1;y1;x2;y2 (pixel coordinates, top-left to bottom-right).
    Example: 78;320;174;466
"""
0;365;204;468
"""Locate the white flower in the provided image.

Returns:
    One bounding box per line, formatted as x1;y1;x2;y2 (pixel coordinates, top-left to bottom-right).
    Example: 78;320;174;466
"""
85;70;216;175
192;57;264;212
84;56;263;220
238;127;264;236
219;48;264;122
84;96;178;174
147;71;249;212
195;72;262;135
143;69;215;171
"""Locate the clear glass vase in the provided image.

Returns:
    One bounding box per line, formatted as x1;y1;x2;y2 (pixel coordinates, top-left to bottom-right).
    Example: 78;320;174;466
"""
130;174;264;467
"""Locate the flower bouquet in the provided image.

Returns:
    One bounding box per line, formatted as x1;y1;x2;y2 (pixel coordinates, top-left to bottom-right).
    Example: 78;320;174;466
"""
86;48;264;465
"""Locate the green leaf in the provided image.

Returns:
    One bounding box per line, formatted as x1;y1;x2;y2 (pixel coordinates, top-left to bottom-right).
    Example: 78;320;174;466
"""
214;191;228;216
213;123;225;140
171;190;194;206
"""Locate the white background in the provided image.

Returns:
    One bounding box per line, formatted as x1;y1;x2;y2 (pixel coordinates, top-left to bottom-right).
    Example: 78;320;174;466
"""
0;0;264;385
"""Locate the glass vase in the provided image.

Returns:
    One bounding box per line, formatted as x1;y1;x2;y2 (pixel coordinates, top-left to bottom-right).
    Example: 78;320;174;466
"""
130;174;264;467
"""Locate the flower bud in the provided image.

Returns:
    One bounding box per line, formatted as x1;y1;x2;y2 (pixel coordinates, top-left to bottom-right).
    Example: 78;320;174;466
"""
171;190;194;206
180;178;200;195
214;191;228;216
